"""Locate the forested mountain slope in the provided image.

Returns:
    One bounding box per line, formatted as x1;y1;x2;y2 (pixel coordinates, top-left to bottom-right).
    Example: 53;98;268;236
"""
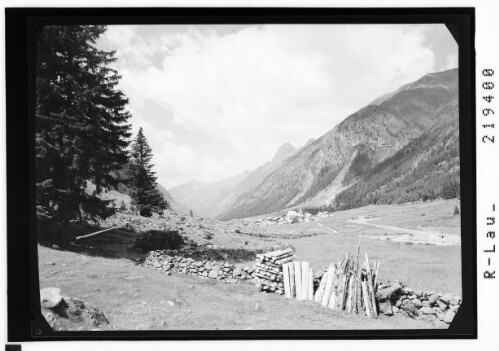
220;68;458;219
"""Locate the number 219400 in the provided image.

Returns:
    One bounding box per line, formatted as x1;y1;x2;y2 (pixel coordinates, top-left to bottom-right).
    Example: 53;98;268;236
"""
482;68;495;144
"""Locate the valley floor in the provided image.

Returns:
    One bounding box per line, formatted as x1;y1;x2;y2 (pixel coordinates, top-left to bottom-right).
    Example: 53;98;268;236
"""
248;199;462;295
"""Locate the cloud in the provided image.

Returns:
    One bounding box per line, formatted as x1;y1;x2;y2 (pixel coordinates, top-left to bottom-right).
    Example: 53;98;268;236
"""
97;24;453;187
444;53;459;70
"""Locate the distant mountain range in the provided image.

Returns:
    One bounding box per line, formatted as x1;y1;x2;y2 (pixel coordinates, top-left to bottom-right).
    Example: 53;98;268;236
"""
169;142;299;217
156;184;190;214
168;68;459;220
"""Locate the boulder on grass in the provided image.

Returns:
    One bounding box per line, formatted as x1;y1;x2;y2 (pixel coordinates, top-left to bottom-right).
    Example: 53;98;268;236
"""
376;281;403;316
41;291;109;331
40;287;64;309
443;309;456;324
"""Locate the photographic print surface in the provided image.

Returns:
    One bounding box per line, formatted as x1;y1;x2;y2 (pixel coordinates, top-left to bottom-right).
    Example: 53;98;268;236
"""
35;23;462;331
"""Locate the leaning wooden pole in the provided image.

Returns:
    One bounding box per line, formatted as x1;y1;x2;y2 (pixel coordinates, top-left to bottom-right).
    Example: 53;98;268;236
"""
365;252;378;317
75;226;118;241
289;262;296;298
361;280;373;318
283;263;291;298
355;240;363;314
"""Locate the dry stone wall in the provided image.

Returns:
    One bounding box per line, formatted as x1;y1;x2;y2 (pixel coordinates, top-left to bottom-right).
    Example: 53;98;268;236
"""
379;282;462;327
144;250;257;283
143;249;461;327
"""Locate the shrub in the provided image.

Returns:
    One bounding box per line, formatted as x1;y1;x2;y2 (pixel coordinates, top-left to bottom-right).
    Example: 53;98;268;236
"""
182;248;264;262
442;178;460;199
134;230;184;251
139;205;153;217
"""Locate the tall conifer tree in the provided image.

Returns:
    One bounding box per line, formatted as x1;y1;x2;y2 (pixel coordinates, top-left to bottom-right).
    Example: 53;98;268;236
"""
129;128;167;216
35;25;131;227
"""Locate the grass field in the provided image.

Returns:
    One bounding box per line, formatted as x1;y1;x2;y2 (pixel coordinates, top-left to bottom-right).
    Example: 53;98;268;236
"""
38;245;436;330
249;199;462;295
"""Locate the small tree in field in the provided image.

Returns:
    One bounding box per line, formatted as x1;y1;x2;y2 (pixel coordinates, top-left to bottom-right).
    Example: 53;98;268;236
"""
128;128;167;216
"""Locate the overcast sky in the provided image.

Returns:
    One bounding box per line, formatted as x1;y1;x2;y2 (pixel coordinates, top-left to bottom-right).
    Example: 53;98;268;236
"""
96;24;457;189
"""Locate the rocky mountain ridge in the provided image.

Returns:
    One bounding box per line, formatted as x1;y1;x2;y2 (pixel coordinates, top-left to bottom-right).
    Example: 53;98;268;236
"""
220;68;459;219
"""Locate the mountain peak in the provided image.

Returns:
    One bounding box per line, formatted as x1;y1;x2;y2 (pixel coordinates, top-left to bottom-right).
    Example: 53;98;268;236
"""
271;143;296;163
369;68;458;106
304;138;315;147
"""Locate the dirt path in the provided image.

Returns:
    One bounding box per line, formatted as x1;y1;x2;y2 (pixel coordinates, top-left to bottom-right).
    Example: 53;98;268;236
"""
317;222;340;234
349;220;461;246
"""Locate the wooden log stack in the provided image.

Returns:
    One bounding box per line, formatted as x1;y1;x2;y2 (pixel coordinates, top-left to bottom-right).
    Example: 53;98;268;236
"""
312;247;380;318
255;248;294;295
255;245;381;319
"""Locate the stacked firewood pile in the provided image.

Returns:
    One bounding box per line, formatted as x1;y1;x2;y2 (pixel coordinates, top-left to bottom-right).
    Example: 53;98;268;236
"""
254;245;461;326
313;249;380;317
256;245;381;318
254;248;294;294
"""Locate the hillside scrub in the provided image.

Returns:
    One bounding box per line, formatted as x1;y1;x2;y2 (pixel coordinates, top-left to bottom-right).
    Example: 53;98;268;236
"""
334;119;460;211
293;165;341;205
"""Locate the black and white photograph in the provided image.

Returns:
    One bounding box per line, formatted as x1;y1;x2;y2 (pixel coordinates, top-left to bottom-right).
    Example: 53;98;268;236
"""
32;21;466;332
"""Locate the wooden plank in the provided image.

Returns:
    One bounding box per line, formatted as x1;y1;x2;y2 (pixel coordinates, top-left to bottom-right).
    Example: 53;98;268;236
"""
365;252;378;317
345;275;354;313
267;250;283;257
308;267;314;301
256;263;282;271
294;261;302;300
373;261;381;289
355;240;362;314
255;267;282;276
321;264;336;307
289;262;296;298
345;275;351;312
337;274;348;310
271;253;293;262
314;271;328;302
350;264;357;313
273;248;294;257
367;281;378;317
274;256;295;265
327;270;339;309
75;226;118;240
362;280;373;318
283;263;291;298
356;270;363;314
301;261;309;300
